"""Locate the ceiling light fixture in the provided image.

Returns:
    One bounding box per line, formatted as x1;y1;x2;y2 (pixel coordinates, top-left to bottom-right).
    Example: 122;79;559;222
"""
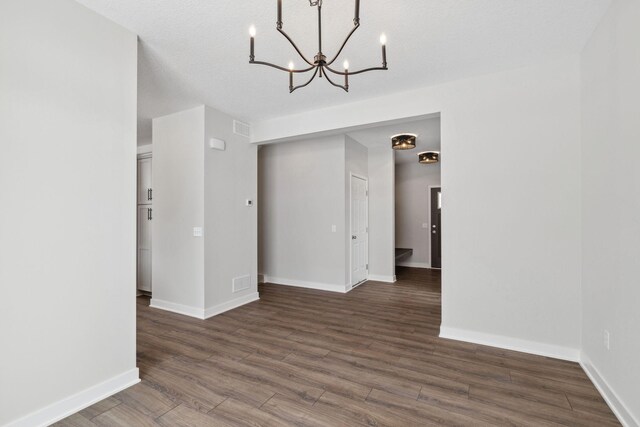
391;134;417;150
418;151;440;164
249;0;388;93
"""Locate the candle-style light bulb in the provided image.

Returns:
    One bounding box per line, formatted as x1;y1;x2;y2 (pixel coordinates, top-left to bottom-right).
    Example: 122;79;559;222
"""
344;60;349;92
289;63;294;92
249;26;256;62
379;33;387;45
288;61;295;92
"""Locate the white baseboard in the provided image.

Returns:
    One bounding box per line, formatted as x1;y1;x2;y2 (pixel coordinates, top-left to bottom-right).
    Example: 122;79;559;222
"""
150;298;205;319
5;368;140;427
258;274;265;284
204;292;260;319
396;261;431;269
439;326;580;362
367;274;396;283
264;276;348;293
151;293;260;320
580;353;638;427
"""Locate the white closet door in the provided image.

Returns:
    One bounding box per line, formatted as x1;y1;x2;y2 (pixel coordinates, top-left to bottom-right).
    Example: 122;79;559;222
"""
137;205;152;292
137;157;152;205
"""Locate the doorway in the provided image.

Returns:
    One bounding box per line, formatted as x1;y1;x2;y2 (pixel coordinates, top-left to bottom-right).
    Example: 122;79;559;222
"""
350;173;369;287
391;117;441;272
344;114;441;282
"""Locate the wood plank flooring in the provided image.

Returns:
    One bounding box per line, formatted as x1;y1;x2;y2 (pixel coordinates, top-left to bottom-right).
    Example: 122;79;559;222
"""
55;267;619;426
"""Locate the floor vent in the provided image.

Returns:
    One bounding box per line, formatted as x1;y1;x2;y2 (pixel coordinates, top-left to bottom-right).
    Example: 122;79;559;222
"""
233;120;250;138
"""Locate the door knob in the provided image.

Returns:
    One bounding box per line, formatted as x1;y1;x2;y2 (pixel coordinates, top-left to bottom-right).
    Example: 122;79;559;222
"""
352;235;357;240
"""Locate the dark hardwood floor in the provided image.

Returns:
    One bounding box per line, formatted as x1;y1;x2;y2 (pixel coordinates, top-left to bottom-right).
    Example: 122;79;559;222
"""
55;267;619;426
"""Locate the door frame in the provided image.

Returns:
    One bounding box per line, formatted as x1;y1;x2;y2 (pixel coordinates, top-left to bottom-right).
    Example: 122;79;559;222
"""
349;172;369;288
428;185;442;270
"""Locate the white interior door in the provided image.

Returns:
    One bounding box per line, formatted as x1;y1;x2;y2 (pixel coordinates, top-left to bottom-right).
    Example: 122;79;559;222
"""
137;205;152;292
350;175;368;286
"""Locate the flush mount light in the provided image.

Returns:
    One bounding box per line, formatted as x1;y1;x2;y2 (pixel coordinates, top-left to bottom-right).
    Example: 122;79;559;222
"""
248;0;388;93
391;134;417;150
418;151;440;164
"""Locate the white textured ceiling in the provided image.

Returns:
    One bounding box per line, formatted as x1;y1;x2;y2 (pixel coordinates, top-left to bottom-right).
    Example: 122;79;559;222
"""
75;0;611;142
348;116;441;165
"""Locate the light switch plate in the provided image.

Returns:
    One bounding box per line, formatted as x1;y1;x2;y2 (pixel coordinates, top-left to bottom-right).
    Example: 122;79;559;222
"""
209;138;226;151
193;227;203;237
331;225;337;233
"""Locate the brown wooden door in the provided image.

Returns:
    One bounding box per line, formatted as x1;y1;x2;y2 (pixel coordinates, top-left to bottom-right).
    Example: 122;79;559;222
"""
430;187;442;269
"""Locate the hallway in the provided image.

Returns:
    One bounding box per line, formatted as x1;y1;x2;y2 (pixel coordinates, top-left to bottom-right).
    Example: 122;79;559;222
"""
56;268;617;426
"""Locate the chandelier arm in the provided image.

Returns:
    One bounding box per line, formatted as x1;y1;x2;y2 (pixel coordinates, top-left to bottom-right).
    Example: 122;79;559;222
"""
325;22;360;66
250;60;315;74
291;66;320;93
323;69;348;92
324;64;388;76
277;27;315;66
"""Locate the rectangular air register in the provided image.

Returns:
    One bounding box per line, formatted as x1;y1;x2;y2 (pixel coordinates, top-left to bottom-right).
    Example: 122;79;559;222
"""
232;275;251;293
233;120;250;138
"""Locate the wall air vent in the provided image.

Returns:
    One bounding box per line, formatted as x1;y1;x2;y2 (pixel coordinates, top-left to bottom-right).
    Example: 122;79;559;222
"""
232;275;251;293
233;120;250;138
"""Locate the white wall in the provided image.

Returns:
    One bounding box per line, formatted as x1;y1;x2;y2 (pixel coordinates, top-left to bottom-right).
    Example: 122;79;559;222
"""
259;135;397;288
152;107;206;311
258;136;348;291
204;106;258;312
138;135;153;147
395;162;441;268
367;145;396;282
581;0;640;424
259;134;398;289
152;106;258;317
252;56;583;360
0;0;138;425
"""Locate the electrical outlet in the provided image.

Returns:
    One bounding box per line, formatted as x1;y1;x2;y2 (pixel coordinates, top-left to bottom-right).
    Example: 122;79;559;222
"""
604;330;610;350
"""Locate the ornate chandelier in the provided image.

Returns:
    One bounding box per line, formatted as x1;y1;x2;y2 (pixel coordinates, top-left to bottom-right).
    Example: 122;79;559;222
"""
249;0;388;93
